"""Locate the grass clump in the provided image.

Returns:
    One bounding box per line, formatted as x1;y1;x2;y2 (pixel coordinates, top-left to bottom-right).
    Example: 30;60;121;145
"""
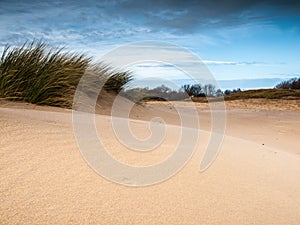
0;41;132;108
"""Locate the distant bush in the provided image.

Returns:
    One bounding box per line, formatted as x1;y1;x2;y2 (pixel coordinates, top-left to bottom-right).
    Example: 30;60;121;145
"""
0;41;132;107
275;77;300;89
224;88;242;95
122;85;188;102
182;83;218;97
122;83;225;103
182;84;204;97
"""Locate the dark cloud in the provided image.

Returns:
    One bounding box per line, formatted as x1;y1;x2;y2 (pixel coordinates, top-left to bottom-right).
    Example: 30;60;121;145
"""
116;0;300;32
0;0;299;46
118;0;300;14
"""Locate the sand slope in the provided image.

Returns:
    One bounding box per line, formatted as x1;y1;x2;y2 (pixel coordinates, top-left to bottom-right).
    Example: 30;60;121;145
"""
1;106;300;225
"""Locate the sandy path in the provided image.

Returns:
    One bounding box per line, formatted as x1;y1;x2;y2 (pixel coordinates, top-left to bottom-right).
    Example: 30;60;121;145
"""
1;107;300;224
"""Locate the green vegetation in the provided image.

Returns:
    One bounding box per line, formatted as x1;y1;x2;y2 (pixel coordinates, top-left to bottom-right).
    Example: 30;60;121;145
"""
217;78;300;101
121;85;188;102
104;71;133;93
122;84;224;103
123;83;300;104
1;41;298;107
223;88;300;101
182;84;223;97
0;41;132;108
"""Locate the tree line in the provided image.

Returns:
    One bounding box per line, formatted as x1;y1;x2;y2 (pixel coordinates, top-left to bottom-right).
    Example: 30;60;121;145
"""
275;77;300;89
122;77;300;102
122;83;225;102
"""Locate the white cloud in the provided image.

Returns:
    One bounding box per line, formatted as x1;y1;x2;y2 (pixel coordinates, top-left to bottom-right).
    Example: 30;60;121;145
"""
202;60;237;65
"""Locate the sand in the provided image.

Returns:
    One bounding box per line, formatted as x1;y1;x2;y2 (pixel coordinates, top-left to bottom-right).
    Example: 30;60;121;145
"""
0;99;300;224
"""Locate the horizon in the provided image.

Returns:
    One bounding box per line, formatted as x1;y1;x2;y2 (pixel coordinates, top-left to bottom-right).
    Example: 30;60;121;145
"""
0;0;299;90
124;77;288;91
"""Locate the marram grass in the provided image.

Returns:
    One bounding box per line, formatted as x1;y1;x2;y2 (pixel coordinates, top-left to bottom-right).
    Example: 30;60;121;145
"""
0;41;132;108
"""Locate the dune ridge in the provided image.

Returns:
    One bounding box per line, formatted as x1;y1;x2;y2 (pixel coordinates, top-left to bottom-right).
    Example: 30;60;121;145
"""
0;101;300;224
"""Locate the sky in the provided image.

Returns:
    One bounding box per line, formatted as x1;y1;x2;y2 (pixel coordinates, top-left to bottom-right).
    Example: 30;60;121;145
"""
0;0;299;90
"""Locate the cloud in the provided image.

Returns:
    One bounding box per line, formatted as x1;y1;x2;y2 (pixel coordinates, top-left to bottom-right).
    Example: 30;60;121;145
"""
0;0;299;51
0;0;156;48
127;59;278;67
202;60;282;66
1;0;300;44
203;60;237;65
117;0;300;32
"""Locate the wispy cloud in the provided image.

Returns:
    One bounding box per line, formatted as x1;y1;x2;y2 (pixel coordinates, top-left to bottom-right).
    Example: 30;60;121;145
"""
202;60;237;65
202;60;285;66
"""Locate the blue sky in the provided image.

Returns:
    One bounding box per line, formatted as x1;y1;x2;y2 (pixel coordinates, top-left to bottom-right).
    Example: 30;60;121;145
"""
0;0;299;90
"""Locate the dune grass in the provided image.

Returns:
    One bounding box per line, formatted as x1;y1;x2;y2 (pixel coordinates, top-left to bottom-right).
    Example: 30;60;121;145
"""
190;89;300;103
0;41;132;108
224;89;300;100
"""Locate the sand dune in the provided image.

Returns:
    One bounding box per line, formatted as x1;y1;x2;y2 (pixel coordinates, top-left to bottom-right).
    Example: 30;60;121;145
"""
0;101;300;224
